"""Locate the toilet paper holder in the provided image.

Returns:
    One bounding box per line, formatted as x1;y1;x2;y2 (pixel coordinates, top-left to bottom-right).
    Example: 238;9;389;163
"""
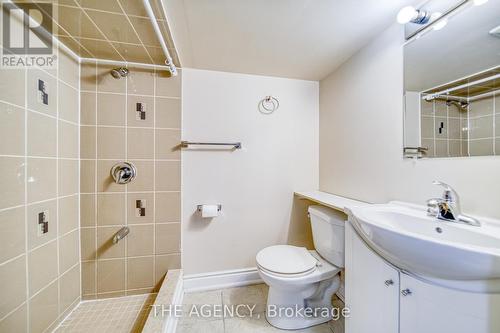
197;204;222;212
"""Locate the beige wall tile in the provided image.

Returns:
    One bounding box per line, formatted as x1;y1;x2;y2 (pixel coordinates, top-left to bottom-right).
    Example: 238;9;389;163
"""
97;259;125;293
127;95;154;127
0;207;25;263
81;92;96;125
59;121;79;158
127;225;154;257
80;194;96;227
449;140;462;157
97;127;125;159
127;256;153;290
435;139;448;157
155;192;180;222
29;280;58;333
80;159;96;193
155;254;181;286
155;223;181;255
81;126;96;159
0;303;27;333
81;261;96;296
0;255;26;318
27;111;57;157
27;69;57;116
155;97;181;129
470;139;494;156
59;195;79;235
448;118;462;140
27;199;57;250
81;228;96;261
127;193;154;224
27;157;57;204
127;128;154;159
0;68;25;107
59;264;80;313
58;50;80;89
97;64;126;94
59;159;79;196
127;161;154;192
59;230;79;273
155;129;181;159
97;93;126;126
28;241;58;296
97;160;125;192
0;102;24;155
470;116;494;139
58;82;79;123
127;67;154;95
155;161;181;191
0;157;25;209
469;97;494;118
81;61;97;92
97;193;125;226
155;71;181;97
97;226;126;259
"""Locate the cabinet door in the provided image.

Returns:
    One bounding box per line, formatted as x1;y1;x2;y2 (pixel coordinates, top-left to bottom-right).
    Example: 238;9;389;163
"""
400;273;500;333
345;222;399;333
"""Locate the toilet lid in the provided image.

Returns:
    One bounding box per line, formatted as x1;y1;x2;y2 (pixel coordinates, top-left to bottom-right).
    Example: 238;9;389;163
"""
256;245;317;275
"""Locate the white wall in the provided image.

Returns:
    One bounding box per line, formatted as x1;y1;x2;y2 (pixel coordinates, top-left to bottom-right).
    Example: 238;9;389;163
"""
319;24;500;219
182;69;318;275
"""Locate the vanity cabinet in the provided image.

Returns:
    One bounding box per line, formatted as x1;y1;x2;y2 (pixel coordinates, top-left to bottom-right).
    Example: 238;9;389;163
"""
345;222;399;333
345;221;500;333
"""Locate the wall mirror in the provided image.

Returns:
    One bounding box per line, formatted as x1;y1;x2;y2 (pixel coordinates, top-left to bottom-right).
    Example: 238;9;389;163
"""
403;0;500;158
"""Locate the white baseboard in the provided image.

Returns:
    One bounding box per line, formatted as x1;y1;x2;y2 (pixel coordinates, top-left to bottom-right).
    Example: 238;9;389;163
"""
183;267;263;293
164;275;184;333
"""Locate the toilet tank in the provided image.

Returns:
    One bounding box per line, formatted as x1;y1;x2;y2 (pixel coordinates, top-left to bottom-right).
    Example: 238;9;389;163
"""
308;205;346;268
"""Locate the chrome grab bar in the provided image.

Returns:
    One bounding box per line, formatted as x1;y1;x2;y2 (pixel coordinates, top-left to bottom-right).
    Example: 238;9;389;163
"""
180;141;242;149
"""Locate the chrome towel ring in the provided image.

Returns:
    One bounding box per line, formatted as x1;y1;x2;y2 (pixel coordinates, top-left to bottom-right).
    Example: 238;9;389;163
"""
259;96;279;114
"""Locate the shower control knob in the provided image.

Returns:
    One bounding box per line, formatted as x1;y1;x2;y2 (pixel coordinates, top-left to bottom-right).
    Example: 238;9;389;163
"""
111;162;137;184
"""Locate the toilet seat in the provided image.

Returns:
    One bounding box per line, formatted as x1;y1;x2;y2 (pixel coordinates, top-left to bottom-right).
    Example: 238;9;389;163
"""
256;245;318;276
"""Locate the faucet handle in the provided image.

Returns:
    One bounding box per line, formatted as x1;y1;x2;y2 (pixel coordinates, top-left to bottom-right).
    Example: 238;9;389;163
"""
432;181;459;204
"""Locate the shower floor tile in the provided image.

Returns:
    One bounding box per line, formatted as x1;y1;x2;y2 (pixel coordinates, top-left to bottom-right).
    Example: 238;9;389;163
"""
55;293;156;333
178;284;344;333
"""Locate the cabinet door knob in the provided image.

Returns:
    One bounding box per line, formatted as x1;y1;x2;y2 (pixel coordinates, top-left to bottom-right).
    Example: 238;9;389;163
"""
401;288;412;296
384;279;394;286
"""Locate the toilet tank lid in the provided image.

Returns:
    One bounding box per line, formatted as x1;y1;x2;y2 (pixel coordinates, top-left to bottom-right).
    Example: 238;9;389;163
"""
308;205;346;226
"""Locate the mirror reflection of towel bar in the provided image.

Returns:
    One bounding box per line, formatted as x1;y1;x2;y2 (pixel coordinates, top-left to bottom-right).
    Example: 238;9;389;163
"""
180;141;242;149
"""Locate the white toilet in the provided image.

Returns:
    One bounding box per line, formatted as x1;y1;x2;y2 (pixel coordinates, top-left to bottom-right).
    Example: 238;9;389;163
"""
256;205;346;330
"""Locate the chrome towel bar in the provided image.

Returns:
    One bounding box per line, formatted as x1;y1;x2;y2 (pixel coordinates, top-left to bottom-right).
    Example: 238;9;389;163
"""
181;141;242;149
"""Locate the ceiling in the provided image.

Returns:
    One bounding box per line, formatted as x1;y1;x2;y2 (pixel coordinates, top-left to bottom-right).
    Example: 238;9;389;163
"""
162;0;418;80
26;0;180;66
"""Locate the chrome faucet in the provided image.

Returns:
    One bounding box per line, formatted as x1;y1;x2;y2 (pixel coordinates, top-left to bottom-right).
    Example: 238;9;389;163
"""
426;181;481;227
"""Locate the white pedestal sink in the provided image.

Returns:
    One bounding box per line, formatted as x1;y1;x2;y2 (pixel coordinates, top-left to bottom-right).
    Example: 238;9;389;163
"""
348;202;500;293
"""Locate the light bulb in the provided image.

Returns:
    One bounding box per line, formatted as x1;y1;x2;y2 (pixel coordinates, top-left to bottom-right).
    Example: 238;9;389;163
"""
473;0;488;6
397;6;418;24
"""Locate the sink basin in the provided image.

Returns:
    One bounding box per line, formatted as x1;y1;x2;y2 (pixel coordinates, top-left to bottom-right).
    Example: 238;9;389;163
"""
349;202;500;292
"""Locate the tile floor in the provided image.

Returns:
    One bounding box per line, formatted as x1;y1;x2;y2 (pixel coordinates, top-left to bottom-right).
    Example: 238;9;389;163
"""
55;293;156;333
177;284;345;333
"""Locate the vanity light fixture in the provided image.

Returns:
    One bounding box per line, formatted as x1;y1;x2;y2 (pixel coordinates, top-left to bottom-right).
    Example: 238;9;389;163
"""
396;6;430;24
430;12;448;31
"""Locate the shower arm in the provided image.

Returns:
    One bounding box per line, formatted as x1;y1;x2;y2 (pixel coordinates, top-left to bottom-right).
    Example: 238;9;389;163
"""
142;0;178;76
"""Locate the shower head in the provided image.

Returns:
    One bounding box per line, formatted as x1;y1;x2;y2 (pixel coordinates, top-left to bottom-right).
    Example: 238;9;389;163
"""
110;67;129;79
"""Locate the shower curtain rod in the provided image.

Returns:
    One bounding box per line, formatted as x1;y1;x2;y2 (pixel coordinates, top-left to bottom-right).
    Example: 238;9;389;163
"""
423;73;500;99
142;0;178;76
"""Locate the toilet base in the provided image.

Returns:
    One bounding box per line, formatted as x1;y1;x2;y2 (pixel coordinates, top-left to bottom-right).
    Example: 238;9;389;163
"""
264;274;341;330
